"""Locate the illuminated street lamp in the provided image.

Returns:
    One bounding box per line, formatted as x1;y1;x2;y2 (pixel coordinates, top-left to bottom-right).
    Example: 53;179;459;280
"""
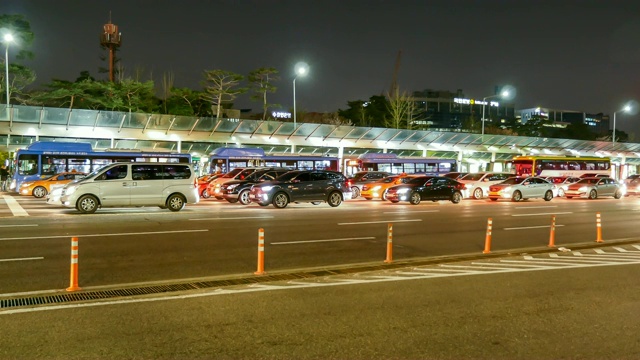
481;86;514;137
612;103;632;148
3;33;14;106
292;62;309;128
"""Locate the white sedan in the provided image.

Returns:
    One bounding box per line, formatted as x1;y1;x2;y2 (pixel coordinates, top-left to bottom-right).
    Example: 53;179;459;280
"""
488;177;555;202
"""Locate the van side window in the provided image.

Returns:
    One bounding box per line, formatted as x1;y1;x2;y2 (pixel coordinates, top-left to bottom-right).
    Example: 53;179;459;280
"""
103;165;128;180
132;164;163;180
163;165;191;180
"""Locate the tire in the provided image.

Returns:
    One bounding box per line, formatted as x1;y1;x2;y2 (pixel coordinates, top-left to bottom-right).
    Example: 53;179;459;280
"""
544;190;553;201
76;194;99;214
258;202;269;207
327;191;343;207
614;190;622;199
390;199;399;203
272;192;289;208
566;196;573;199
409;192;421;205
311;201;321;205
167;194;186;212
473;188;483;199
511;190;522;202
490;198;498;201
451;191;462;204
201;189;210;199
351;186;360;199
364;197;372;201
588;189;597;199
382;189;389;201
238;189;251;205
226;198;238;203
33;186;48;198
558;189;565;197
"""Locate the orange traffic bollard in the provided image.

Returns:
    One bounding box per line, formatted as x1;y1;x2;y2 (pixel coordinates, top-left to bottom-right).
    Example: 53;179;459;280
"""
483;218;492;254
254;228;266;275
66;237;81;292
595;212;603;243
384;223;393;263
548;215;556;248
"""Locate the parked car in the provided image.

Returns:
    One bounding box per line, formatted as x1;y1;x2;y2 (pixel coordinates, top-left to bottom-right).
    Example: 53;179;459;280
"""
385;176;464;204
19;171;87;198
250;170;350;208
543;176;581;197
579;173;610;178
220;168;290;205
360;174;418;200
459;172;513;199
348;171;391;199
208;167;262;200
623;175;640;196
564;177;624;199
196;173;220;198
488;176;555;202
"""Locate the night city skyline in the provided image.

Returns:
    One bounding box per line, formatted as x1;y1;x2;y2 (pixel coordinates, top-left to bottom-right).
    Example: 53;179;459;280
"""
2;0;640;137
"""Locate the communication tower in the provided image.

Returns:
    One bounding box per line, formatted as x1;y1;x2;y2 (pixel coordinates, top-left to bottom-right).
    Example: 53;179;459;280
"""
100;19;122;82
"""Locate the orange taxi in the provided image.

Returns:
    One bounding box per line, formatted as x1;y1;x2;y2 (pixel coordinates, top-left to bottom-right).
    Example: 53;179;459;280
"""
197;173;220;198
19;171;86;198
360;174;418;200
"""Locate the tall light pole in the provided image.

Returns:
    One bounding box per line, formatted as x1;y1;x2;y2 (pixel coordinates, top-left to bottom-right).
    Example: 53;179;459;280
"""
292;62;309;128
481;89;510;137
3;33;14;106
612;104;632;149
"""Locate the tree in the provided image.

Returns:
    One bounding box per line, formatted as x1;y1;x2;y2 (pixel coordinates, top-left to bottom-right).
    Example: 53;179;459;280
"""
248;67;279;120
201;70;247;120
0;14;36;103
338;95;389;127
385;89;415;129
164;87;210;116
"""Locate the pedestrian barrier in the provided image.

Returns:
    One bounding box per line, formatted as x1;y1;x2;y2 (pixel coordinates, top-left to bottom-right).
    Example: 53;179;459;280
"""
66;237;81;292
548;215;556;248
595;212;603;243
483;218;492;254
384;223;393;263
254;228;266;275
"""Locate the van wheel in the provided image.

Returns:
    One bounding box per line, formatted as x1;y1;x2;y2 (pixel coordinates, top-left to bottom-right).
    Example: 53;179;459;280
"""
33;186;48;198
409;192;421;205
238;189;251;205
272;192;289;208
328;191;343;207
76;195;99;214
544;190;553;201
167;194;186;212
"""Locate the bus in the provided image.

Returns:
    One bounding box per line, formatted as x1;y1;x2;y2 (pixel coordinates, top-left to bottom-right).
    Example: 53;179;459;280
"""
11;141;191;191
344;153;457;176
511;155;611;178
208;147;339;174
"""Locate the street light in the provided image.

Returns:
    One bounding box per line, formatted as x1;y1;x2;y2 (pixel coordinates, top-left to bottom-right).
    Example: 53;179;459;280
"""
3;33;14;106
612;104;632;149
292;62;309;128
481;88;511;137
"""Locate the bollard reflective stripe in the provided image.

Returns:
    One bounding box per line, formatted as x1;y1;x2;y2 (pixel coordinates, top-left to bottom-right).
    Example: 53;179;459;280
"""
66;237;81;292
595;212;604;243
384;223;393;263
255;228;266;275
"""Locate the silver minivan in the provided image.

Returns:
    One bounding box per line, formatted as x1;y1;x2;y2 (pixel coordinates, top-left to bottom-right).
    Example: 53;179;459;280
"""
59;162;199;213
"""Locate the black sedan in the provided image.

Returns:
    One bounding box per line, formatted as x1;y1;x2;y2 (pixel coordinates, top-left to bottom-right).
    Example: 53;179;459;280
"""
385;176;464;204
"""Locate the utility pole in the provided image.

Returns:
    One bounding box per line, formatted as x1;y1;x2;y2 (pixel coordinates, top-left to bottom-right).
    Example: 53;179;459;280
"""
100;15;122;82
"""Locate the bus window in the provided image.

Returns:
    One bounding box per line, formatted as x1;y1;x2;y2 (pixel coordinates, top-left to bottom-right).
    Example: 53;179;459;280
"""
18;155;38;176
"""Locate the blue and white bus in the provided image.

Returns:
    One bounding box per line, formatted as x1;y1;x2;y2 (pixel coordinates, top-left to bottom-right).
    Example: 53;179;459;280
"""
344;153;457;176
11;141;191;191
208;147;339;174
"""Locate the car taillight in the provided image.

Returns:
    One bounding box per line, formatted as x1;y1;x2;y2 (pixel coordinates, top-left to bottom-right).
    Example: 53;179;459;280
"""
346;179;352;187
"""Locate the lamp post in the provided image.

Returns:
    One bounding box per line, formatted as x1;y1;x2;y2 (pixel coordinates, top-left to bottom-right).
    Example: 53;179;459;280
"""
612;104;631;149
481;89;510;137
3;33;14;106
292;62;309;128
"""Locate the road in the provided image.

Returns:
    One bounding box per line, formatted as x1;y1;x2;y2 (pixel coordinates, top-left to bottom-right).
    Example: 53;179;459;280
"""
2;246;640;359
1;194;640;294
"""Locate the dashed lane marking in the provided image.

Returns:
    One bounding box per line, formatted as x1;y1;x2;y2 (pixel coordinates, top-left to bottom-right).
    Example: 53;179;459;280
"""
3;196;29;217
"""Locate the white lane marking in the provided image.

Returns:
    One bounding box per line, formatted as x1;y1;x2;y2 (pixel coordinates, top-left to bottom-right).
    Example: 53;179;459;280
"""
504;225;565;230
0;256;44;263
189;216;274;221
383;210;440;214
272;237;375;245
3;196;29;217
514;206;558;209
0;229;208;241
511;212;572;217
0;224;38;228
338;219;422;225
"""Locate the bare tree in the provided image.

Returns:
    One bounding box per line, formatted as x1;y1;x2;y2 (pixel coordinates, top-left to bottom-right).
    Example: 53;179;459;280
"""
385;89;414;129
161;71;174;114
201;70;247;120
248;67;279;120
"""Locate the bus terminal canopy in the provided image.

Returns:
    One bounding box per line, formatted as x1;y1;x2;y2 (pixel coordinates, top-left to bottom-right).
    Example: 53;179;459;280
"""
2;104;640;164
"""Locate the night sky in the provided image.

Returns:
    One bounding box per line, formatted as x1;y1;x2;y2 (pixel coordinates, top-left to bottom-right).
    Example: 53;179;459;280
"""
2;0;640;137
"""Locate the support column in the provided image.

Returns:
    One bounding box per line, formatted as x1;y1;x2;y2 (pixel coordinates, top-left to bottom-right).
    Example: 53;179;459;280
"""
291;144;296;154
338;146;344;173
487;152;497;171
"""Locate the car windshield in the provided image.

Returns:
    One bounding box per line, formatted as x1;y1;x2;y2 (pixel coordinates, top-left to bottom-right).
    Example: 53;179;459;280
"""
245;170;268;181
381;176;399;184
501;177;525;185
277;172;301;181
461;173;484;181
577;178;599;184
221;168;244;178
407;176;431;184
352;172;369;181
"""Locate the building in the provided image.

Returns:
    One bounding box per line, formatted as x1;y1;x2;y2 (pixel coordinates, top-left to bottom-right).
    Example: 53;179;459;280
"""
517;107;610;136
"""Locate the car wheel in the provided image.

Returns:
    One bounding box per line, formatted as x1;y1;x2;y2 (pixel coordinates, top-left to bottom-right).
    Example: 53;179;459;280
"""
614;190;622;199
558;189;565;197
76;195;99;214
272;192;289;208
511;190;522;202
390;199;399;203
351;186;360;199
544;190;553;201
33;186;48;198
226;198;238;203
167;194;186;212
238;190;251;205
566;196;573;199
409;192;421;205
382;189;389;201
201;189;210;199
588;189;597;199
258;202;270;207
490;198;498;201
451;191;462;204
328;191;343;207
473;188;483;199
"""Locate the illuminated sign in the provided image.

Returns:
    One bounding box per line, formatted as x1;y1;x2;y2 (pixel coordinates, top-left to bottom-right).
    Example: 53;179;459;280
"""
272;111;292;119
454;98;499;107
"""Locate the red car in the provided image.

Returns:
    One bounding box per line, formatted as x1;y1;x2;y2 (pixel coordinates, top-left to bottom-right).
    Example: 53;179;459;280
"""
197;174;220;198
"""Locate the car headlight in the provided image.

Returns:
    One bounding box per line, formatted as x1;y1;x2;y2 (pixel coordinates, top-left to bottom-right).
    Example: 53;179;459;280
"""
21;183;32;188
397;188;410;194
503;187;511;193
260;186;273;192
579;186;588;192
226;184;239;190
372;186;381;191
65;185;78;195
